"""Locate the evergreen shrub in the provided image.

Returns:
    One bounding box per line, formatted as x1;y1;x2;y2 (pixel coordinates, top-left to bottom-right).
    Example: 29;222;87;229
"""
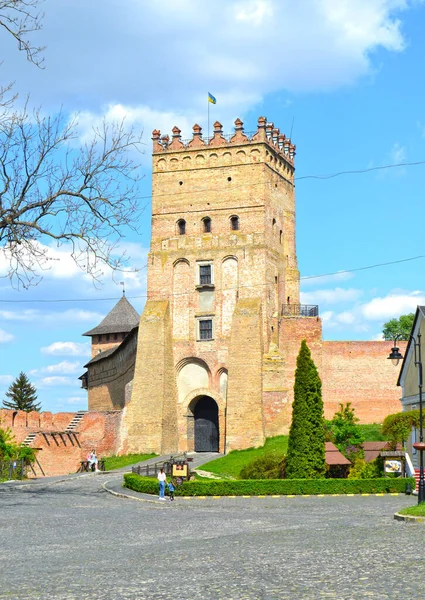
239;454;285;479
286;340;326;479
123;473;413;496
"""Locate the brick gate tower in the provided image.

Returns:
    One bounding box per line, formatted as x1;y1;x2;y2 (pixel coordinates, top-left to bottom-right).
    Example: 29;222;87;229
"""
121;117;300;454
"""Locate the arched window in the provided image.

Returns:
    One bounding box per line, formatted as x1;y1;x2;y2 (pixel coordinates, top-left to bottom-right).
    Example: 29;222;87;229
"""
279;230;283;244
203;217;211;233
230;215;239;231
177;219;186;235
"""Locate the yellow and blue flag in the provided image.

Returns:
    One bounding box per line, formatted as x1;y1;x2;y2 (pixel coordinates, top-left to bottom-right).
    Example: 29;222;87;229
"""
208;92;217;105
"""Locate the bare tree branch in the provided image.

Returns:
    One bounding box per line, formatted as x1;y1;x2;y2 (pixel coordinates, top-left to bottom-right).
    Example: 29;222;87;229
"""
0;0;45;67
0;105;145;288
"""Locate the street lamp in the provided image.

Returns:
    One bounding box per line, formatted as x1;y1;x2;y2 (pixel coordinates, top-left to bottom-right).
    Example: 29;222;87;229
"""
388;332;425;504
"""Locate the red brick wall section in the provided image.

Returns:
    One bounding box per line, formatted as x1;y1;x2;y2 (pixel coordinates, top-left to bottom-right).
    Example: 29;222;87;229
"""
321;341;406;424
0;409;123;477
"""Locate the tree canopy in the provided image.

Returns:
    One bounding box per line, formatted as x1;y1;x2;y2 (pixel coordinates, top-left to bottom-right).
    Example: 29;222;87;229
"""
2;372;41;412
326;402;364;461
382;313;415;341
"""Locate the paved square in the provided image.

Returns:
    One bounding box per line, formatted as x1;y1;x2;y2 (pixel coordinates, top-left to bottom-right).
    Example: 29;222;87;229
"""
0;475;423;599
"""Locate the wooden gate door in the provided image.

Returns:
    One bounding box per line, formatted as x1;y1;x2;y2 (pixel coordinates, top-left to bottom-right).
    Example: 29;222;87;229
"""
194;396;219;452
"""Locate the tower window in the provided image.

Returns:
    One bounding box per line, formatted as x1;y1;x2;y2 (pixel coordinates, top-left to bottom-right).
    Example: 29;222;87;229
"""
199;264;212;285
230;215;239;231
199;319;213;340
280;230;283;244
177;219;186;235
203;217;211;233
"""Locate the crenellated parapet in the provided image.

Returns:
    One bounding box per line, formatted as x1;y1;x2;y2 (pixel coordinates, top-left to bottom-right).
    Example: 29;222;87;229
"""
152;116;296;165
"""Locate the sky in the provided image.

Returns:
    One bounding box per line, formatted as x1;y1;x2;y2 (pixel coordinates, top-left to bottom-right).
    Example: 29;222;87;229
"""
1;0;425;413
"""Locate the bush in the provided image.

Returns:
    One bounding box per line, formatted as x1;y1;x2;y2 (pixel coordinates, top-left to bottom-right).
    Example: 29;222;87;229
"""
382;410;420;449
348;458;383;479
123;473;414;496
239;454;285;479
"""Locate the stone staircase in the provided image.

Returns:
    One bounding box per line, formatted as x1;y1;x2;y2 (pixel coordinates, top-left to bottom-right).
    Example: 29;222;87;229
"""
22;432;38;447
65;411;87;432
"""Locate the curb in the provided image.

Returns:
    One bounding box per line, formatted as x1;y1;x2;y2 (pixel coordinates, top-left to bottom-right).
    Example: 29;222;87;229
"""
394;512;425;523
102;480;169;505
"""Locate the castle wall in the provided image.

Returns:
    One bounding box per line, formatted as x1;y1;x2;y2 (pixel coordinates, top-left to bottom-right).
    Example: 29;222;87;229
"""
120;300;178;454
226;298;265;451
321;340;405;423
0;409;122;477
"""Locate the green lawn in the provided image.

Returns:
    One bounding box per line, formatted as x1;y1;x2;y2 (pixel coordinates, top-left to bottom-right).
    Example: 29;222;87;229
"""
201;435;288;479
358;423;386;442
201;424;386;479
103;453;156;471
398;503;425;516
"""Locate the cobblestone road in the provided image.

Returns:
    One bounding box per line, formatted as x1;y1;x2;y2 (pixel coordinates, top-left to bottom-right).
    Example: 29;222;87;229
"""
1;474;424;599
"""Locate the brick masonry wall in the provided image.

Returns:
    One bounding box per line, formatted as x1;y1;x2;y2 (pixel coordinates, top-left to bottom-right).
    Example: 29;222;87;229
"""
321;340;406;423
1;409;123;477
226;298;265;451
121;300;178;455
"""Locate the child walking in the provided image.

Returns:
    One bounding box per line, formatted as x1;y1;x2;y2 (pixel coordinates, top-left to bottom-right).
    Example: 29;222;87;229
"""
168;479;176;501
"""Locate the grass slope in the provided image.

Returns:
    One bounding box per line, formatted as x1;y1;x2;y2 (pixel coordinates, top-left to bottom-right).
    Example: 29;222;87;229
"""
201;424;385;479
201;436;288;479
357;424;386;442
104;453;156;471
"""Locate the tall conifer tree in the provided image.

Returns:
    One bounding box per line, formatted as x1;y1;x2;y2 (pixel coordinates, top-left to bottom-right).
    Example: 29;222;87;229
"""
2;372;41;412
286;340;326;479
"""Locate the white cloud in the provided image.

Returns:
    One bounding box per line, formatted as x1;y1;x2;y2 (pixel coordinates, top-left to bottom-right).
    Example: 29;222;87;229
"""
234;0;274;25
0;240;148;290
66;396;87;405
0;329;14;343
0;308;104;324
38;376;77;387
361;292;425;321
320;290;424;335
41;342;91;357
4;0;417;143
0;375;13;385
31;361;82;376
301;287;362;305
390;142;406;164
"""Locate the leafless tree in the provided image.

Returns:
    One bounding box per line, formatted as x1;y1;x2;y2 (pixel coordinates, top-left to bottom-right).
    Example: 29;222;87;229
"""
0;0;45;67
0;1;146;288
0;105;144;288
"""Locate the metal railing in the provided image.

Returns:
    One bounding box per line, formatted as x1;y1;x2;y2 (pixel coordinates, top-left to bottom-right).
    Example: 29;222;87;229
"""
281;304;319;317
131;453;189;478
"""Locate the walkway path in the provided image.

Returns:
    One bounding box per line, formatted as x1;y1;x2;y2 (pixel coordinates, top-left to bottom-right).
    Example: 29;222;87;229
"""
1;462;424;599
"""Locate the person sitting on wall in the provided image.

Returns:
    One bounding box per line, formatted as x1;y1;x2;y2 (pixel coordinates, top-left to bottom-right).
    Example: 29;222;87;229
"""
87;450;99;472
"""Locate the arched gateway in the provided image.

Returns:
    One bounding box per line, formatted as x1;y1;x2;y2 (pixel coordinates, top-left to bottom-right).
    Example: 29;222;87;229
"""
194;396;219;452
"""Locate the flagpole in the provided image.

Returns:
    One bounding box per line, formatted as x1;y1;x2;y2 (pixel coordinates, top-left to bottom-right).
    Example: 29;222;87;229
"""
208;96;210;142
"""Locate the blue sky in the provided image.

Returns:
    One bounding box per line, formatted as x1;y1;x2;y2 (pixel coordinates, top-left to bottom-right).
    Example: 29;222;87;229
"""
1;0;425;412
